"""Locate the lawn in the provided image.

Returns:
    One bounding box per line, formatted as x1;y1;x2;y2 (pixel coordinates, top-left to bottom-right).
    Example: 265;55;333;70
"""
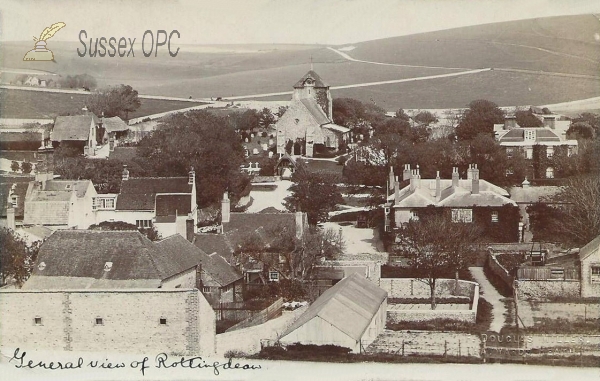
0;89;207;120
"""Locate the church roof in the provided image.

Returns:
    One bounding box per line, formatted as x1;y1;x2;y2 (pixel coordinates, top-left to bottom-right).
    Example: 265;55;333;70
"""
293;70;329;88
299;98;330;125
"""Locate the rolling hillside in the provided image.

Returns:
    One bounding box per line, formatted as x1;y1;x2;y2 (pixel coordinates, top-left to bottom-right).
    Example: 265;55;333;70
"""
1;14;599;110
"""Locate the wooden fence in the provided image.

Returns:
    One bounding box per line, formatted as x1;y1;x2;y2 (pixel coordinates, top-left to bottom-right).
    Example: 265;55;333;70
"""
517;266;580;281
225;297;284;332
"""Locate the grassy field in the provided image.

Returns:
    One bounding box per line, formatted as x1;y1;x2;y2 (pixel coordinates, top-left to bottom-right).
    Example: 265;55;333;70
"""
349;15;600;76
0;89;206;119
2;15;599;111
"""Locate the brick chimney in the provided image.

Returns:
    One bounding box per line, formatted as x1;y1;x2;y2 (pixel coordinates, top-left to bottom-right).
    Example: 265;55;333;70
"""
188;166;195;185
295;211;305;239
122;165;129;181
409;165;421;191
452;167;459;188
504;115;517;129
221;192;230;224
6;202;15;230
402;164;411;181
543;115;556;129
469;164;480;194
435;171;441;200
394;176;400;203
186;214;194;242
388;166;395;196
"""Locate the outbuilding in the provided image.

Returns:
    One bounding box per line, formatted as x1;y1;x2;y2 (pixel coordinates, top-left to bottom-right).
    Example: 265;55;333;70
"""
279;273;387;353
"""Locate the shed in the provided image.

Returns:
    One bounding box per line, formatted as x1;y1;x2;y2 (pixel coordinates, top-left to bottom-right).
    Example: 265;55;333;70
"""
279;272;387;353
580;235;600;298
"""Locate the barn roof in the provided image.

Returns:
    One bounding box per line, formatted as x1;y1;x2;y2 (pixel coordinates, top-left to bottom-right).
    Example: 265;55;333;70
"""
52;115;94;141
102;116;129;132
23;230;201;290
281;273;387;342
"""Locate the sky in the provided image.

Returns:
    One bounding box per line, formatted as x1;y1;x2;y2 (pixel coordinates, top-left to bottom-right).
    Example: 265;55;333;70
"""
1;0;599;45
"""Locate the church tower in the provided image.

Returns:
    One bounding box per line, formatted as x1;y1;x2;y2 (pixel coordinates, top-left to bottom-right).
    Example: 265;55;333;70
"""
292;70;332;121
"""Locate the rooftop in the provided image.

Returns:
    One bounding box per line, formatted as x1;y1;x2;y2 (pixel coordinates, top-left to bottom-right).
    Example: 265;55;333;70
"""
52;115;94;141
293;70;329;88
116;177;192;211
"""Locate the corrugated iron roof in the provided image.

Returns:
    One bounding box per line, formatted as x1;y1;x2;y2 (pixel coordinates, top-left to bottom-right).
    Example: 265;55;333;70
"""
281;273;387;342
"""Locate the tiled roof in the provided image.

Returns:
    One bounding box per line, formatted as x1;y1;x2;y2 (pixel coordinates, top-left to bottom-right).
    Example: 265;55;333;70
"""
281;273;387;341
299;98;330;125
293;70;328;88
388;179;514;208
0;131;42;142
193;233;235;260
579;235;600;261
116;177;192;211
205;253;243;286
23;231;204;290
155;194;192;217
102;116;129;132
23;180;93;225
498;128;560;143
52;115;93;141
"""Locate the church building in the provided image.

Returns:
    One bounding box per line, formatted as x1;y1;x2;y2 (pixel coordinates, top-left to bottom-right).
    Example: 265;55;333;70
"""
275;70;350;157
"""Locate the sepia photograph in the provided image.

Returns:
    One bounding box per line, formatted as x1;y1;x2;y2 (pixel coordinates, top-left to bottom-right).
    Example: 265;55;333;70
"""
0;1;599;380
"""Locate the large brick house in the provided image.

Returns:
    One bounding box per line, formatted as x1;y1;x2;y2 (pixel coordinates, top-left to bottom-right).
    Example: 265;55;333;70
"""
385;164;520;242
275;70;350;157
494;115;578;179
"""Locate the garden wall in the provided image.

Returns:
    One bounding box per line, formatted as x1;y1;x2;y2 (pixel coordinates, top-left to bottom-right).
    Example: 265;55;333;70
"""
515;280;580;299
379;278;477;299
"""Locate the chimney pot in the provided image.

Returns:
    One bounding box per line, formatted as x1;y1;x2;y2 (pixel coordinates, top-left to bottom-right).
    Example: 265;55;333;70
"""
122;165;129;181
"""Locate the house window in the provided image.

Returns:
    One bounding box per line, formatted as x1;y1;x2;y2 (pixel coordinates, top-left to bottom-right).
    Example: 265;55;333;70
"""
591;266;600;284
491;211;499;223
505;168;514;176
506;148;513;158
202;286;211;293
546;167;554;179
409;210;419;221
96;198;116;210
269;271;280;282
95;317;104;325
547;146;554;158
34;317;42;325
136;220;152;228
451;209;473;223
92;197;97;210
159;318;167;325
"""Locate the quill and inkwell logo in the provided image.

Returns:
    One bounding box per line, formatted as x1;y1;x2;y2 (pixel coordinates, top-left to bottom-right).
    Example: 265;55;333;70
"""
23;22;66;61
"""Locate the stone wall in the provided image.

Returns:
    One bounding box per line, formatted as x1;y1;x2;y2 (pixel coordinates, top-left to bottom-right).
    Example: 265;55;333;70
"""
215;306;307;356
323;260;382;284
515;280;580;299
486;252;514;290
0;289;215;355
380;278;477;299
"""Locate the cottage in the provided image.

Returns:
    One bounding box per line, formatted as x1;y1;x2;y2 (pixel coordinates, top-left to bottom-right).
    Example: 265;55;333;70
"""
99;115;129;151
154;234;243;304
193;192;306;284
275;70;350;157
279;273;387;353
51;114;97;156
580;235;600;298
94;167;198;238
386;164;520;242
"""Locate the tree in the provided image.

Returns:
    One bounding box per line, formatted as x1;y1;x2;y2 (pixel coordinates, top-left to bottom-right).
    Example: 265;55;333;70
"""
371;117;411;164
413;111;438;126
10;161;20;172
546;175;600;246
136;110;250;207
276;106;289;118
0;228;40;286
20;161;33;174
463;133;510;186
284;161;344;226
87;84;141;121
393;215;481;309
54;156;139;193
259;108;276;128
567;122;595;140
515;110;543;127
455;99;505;141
